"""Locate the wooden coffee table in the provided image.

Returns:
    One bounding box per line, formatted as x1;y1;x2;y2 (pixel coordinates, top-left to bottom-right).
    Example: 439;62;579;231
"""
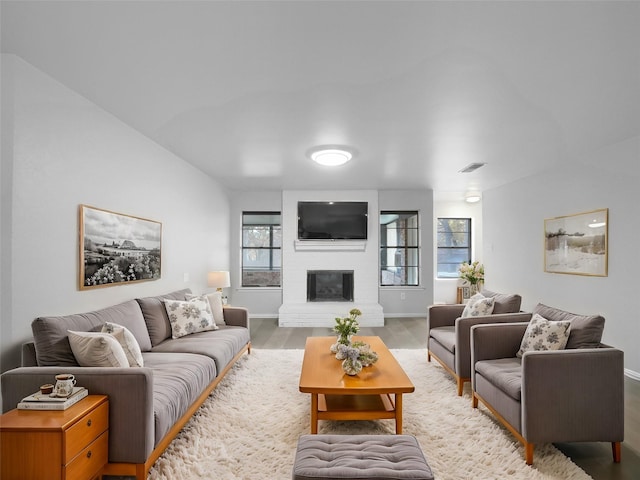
299;336;414;434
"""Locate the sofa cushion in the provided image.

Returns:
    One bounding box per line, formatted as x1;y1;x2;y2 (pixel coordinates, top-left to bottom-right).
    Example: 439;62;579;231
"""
164;297;217;339
141;352;217;447
533;303;605;349
150;326;251;373
516;313;571;358
102;322;144;367
461;293;495;318
186;292;226;326
480;290;522;314
32;299;150;366
68;330;130;367
136;289;191;347
429;326;456;354
475;358;523;401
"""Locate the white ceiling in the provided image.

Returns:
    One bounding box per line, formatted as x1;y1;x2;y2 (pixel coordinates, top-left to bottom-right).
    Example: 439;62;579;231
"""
2;1;639;199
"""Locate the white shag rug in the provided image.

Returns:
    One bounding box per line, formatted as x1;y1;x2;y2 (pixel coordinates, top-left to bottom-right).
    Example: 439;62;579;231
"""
148;349;591;480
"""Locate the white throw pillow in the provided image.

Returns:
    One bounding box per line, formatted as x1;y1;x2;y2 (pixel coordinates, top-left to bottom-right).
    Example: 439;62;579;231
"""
517;313;571;358
68;330;129;367
187;292;225;325
461;293;495;318
101;322;144;367
164;296;217;339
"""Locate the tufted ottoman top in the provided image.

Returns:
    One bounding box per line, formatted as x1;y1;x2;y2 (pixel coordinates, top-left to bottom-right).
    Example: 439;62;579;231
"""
292;434;434;480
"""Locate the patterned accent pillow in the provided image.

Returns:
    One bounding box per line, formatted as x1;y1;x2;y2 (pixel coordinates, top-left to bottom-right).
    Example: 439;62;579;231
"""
461;293;495;318
164;296;218;339
101;322;144;367
186;292;225;325
517;313;571;358
67;330;129;367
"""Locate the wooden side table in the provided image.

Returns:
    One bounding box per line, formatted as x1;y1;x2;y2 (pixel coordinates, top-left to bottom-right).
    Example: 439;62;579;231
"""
0;395;108;480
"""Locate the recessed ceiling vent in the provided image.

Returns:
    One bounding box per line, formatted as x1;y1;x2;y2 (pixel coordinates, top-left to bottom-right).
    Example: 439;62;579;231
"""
458;162;486;173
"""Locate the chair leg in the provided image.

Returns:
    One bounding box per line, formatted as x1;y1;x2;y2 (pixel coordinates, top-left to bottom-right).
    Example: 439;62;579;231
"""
456;377;464;396
471;392;478;408
427;350;431;362
612;442;621;462
525;442;534;465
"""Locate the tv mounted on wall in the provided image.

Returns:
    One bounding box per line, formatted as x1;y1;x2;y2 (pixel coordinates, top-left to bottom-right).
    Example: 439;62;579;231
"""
297;201;368;240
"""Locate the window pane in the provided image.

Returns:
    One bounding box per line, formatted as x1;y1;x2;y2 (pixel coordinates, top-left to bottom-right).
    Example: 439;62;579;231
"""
242;211;281;287
380;266;419;286
379;211;419;286
437;217;471;278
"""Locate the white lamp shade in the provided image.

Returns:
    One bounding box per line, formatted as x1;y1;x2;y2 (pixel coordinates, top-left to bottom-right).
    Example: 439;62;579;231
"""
207;271;230;289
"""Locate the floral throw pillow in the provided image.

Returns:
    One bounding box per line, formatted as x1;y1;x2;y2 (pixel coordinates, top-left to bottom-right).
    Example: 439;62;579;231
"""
461;293;495;318
517;313;571;358
164;296;218;339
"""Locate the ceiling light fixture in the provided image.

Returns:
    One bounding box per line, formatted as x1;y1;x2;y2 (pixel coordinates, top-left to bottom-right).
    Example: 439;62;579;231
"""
465;192;482;203
309;146;353;166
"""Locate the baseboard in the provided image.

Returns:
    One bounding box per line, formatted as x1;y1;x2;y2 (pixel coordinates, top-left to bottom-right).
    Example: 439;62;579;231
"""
624;368;640;382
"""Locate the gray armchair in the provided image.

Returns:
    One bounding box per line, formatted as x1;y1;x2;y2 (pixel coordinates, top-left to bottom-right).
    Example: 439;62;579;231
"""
470;304;624;465
427;290;530;395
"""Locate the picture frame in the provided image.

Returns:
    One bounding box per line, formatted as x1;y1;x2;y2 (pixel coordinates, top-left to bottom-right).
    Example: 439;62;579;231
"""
79;205;162;289
544;208;608;277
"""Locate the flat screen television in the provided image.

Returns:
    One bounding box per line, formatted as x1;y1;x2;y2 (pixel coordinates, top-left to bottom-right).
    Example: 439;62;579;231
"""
297;201;368;240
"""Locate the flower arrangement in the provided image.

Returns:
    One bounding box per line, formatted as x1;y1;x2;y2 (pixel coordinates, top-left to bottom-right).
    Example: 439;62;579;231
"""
459;261;484;285
332;308;361;345
336;341;379;375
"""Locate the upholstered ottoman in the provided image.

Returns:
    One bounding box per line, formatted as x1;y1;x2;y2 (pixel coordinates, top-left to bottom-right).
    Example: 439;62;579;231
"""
292;434;434;480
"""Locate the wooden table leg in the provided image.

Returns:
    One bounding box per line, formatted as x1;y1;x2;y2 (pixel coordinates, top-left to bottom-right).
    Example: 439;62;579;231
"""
395;393;403;434
310;394;318;434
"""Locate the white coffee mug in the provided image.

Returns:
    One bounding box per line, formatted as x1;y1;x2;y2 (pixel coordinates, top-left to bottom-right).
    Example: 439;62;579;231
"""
54;374;76;397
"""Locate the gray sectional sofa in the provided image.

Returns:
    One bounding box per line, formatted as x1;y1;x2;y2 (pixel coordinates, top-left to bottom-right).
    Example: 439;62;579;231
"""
0;288;251;480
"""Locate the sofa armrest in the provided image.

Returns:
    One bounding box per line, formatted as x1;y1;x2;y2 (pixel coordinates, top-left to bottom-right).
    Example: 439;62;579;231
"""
223;306;249;329
521;347;624;444
427;304;465;330
455;312;532;378
1;366;155;464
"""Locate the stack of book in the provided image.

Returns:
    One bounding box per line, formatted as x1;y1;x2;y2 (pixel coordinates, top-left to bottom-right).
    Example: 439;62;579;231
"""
17;387;88;410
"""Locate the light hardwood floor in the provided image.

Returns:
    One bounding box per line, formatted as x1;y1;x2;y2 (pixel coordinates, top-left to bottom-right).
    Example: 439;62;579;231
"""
250;316;640;480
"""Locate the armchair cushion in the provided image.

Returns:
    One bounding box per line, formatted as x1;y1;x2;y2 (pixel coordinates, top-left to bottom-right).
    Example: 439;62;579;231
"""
429;326;456;353
516;314;571;358
533;303;604;349
481;290;522;314
475;357;522;400
461;293;495;318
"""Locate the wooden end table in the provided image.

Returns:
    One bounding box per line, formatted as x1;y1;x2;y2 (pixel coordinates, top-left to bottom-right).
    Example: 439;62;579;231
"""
0;395;109;480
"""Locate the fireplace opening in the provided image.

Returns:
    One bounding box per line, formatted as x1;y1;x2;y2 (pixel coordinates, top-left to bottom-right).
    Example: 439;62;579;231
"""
307;270;354;302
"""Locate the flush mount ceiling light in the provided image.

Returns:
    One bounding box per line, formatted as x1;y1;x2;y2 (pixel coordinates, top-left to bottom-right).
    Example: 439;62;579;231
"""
309;146;353;166
465;192;482;203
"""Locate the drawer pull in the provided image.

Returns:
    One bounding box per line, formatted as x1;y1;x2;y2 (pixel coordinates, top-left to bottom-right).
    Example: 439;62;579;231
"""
87;419;92;427
87;450;92;459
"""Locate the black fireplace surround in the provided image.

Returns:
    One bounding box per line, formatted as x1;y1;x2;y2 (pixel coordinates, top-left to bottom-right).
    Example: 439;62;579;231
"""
307;270;354;302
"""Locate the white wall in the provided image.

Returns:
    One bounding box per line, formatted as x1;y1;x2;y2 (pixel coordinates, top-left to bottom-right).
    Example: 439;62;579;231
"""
433;199;483;304
0;55;231;373
483;136;640;375
379;190;433;316
229;190;282;316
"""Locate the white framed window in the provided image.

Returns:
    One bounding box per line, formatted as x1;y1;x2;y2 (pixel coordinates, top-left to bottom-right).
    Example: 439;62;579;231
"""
437;218;471;278
241;212;281;287
380;211;419;286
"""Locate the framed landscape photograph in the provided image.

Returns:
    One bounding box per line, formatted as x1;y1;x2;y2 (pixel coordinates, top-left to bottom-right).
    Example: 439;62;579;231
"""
544;208;608;277
79;205;162;289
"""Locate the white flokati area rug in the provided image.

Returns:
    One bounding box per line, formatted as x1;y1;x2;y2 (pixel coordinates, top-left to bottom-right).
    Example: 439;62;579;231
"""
148;349;591;480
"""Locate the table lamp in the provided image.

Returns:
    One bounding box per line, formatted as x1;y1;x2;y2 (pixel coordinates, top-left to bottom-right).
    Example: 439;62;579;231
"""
207;271;230;293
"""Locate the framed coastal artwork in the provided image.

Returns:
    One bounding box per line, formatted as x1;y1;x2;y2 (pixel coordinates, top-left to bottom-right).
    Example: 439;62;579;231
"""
79;205;162;289
544;208;608;277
